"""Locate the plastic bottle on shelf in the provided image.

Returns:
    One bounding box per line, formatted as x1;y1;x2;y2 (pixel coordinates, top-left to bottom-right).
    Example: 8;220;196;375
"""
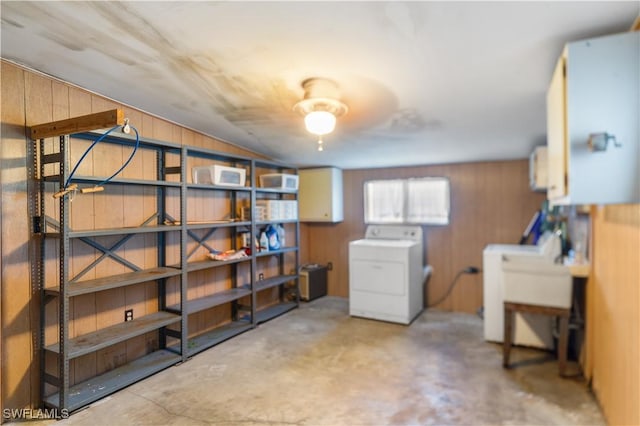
266;225;280;250
259;231;269;252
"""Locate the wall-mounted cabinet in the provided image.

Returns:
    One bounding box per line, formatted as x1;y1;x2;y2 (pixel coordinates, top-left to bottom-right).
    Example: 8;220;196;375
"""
299;167;343;222
33;118;298;413
546;31;639;205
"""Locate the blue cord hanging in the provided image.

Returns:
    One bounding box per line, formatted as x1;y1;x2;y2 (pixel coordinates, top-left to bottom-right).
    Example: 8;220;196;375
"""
96;125;139;187
64;124;140;190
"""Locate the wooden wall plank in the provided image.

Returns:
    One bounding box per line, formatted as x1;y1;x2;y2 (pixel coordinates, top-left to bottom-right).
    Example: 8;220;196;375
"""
589;204;640;425
67;90;94;249
67;86;97;387
136;113;160;353
1;60;31;412
118;107;149;361
87;97;129;377
151;118;184;341
25;70;58;409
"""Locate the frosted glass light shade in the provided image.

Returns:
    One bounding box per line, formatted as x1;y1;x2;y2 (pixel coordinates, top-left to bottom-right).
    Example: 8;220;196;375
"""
304;111;336;135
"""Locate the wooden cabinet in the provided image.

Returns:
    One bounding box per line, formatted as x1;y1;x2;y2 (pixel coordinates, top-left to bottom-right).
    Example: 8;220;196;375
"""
546;31;639;205
34;118;299;413
299;167;343;222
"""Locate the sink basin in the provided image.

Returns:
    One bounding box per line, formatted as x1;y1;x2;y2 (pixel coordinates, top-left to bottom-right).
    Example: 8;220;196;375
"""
502;260;572;309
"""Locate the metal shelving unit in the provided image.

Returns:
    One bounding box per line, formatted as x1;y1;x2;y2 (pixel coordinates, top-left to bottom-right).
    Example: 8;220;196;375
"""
251;159;300;325
177;145;255;357
33;111;300;413
34;122;186;412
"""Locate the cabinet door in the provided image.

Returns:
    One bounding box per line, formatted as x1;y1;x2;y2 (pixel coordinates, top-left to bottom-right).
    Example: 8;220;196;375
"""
566;31;639;205
546;54;568;200
299;167;343;222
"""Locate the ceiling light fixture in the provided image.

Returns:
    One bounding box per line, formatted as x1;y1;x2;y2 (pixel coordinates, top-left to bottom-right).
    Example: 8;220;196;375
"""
293;78;348;151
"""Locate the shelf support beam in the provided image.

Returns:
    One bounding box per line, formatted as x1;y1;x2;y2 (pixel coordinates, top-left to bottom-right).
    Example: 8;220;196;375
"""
186;228;217;259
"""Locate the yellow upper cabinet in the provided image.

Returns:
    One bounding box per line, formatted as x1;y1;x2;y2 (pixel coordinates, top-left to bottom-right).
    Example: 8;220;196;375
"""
546;31;639;205
299;167;344;223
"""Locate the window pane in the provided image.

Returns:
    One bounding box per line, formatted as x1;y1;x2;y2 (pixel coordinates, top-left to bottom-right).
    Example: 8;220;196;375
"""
364;179;405;223
407;178;450;225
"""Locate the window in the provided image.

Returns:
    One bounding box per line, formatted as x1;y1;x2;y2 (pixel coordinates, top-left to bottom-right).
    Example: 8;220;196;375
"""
364;179;405;223
364;177;450;225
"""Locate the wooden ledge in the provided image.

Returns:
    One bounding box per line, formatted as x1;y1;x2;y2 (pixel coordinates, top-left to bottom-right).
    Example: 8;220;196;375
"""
30;109;124;139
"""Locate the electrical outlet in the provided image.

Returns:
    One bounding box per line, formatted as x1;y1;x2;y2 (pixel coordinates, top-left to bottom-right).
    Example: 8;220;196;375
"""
327;262;333;271
124;309;133;322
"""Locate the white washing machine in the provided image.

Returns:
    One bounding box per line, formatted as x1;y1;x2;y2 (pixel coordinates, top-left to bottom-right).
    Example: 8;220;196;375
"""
349;225;425;324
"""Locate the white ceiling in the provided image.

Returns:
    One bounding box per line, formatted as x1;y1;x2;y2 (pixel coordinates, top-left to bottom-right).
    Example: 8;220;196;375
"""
1;1;637;169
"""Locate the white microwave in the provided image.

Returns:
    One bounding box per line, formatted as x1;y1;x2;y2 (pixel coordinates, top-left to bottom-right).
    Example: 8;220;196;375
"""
192;165;246;187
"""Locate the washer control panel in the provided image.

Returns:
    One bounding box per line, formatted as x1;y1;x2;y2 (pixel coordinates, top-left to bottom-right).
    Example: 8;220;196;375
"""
364;225;423;242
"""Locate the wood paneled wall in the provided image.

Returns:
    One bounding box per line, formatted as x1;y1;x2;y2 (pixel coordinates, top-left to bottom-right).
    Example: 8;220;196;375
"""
301;162;547;314
587;204;639;425
1;60;33;416
0;60;266;414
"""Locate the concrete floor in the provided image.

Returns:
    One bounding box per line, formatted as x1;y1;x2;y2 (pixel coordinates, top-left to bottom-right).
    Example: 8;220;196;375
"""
44;297;603;425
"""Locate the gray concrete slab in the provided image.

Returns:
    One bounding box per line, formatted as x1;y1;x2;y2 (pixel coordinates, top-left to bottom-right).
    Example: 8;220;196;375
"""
28;297;605;425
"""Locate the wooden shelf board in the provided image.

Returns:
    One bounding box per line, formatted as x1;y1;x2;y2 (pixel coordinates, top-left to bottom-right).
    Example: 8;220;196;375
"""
68;175;181;187
185;220;251;230
255;302;297;324
43;349;180;411
69;225;180;238
169;287;252;314
64;267;181;297
185;257;251;272
255;188;298;194
255;220;298;226
255;246;298;257
187;183;251;192
45;311;181;359
254;274;297;292
187;321;253;356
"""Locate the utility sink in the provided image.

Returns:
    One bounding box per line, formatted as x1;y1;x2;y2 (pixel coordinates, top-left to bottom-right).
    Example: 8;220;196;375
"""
501;258;573;309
